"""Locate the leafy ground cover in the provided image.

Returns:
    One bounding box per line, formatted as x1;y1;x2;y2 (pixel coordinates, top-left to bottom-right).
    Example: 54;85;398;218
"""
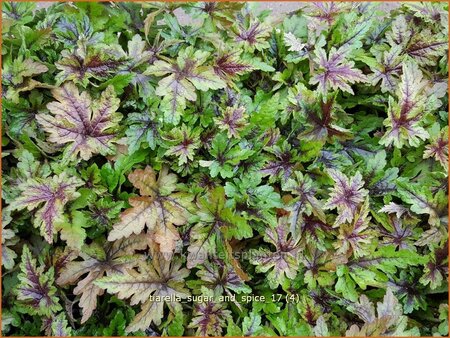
1;1;449;336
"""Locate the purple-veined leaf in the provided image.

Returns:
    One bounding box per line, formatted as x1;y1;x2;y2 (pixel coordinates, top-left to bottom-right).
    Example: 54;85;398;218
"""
397;179;446;227
3;149;53;207
345;288;419;336
423;125;448;172
188;287;232;336
94;249;190;333
282;171;326;231
55;14;103;47
118;34;154;99
163;124;201;165
336;10;374;50
310;46;367;95
302;245;335;289
386;15;411;48
52;247;78;277
194;2;245;28
288;84;352;142
214;106;248;139
125;111;159;154
362;150;398;197
187;186;251;268
324;169;368;227
213;52;252;86
51;317;72;336
57;235;149;323
260;142;299;182
405;2;448;28
56;46;124;86
241;312;264;336
145;46;226;125
2;56;47;84
2;56;51;103
387;271;427;314
249;216;301;288
386;14;448;66
405;30;448;66
419;242;448;290
16;245;62;316
304;2;353;33
41;313;73;337
199;134;254;179
107;166;194;246
311;2;353;19
196;259;251;297
10;172;83;243
379;215;415;250
379;60;440;148
36;83;122;161
296;215;330;251
233;17;271;52
335;198;373;258
2;208;18;270
369;45;403;93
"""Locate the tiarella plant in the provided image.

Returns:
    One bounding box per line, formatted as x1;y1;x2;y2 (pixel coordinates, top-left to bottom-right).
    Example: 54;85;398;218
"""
2;2;448;337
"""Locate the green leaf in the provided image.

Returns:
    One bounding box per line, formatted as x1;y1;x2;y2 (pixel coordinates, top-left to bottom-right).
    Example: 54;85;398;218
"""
167;311;184;336
56;210;89;250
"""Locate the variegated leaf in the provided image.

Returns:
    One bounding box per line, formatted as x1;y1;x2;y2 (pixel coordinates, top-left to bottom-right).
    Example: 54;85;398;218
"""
16;246;62;316
95;252;190;333
11;173;83;243
37;83;122;160
310;46;367;95
380;60;440;148
108;166;194;254
324;170;368;227
145;46;225;124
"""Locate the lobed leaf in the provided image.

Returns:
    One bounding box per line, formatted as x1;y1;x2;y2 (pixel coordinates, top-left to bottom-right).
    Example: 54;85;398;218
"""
16;246;62;316
37;83;122;161
11;172;83;243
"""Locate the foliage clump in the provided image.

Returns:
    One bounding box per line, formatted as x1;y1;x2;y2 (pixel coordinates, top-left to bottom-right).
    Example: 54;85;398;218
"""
2;2;448;336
